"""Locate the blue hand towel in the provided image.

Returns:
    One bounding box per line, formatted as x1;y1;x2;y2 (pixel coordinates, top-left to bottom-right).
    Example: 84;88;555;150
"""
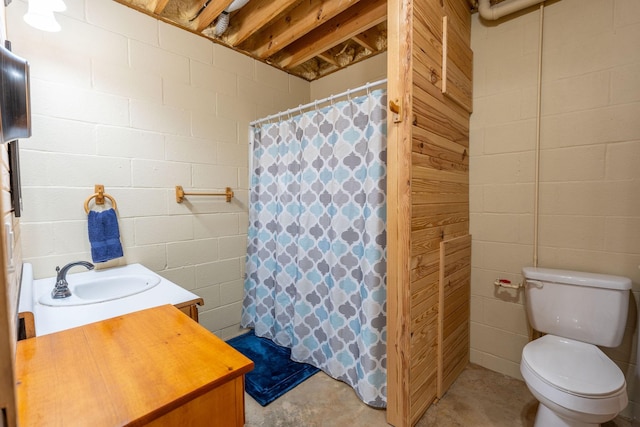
88;208;123;263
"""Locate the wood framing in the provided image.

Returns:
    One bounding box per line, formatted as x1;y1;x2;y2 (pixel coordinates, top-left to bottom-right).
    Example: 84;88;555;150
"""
114;0;388;81
387;1;472;425
438;234;471;397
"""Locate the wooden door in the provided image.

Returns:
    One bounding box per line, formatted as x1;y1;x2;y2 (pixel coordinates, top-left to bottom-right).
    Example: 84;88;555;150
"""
387;1;472;425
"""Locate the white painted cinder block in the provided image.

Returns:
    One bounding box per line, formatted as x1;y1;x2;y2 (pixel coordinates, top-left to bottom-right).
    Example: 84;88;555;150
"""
195;258;241;288
131;159;191;188
160;266;197;291
539;145;606;182
129;40;190;84
17;45;92;89
191;113;238;142
20;151;132;187
218;235;247;260
110;188;169;219
31;79;129;126
92;59;163;103
190;60;238;97
86;0;159;46
165;135;217;164
167;238;219;268
192;213;239;239
162;79;216;113
122;244;168;272
27;115;97;155
213;44;254;79
195;283;221;311
216;94;257;122
217;142;248;167
220;279;244;306
605;141;640;181
51;15;130;66
96;126;165;160
20;222;55;258
159;22;213;65
255;61;290;93
134;216;194;246
198;301;243;333
130;99;191;136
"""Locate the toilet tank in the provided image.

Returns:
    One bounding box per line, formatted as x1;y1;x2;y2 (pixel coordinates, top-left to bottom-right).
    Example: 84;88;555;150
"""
522;267;632;347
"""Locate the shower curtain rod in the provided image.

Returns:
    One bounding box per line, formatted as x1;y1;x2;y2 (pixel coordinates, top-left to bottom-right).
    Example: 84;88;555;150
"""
249;78;387;127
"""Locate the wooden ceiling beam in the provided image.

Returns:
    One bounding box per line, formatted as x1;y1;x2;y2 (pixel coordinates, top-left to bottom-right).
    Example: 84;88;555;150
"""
153;0;170;14
317;52;339;67
352;34;376;52
352;24;387;52
194;0;234;32
246;0;363;60
276;0;386;69
223;0;299;47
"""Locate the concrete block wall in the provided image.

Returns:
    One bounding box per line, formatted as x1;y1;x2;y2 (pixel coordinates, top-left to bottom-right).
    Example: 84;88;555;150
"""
309;52;387;100
470;0;640;418
6;0;309;338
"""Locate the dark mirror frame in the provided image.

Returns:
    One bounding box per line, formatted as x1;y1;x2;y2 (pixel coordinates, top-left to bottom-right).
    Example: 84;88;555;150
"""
8;140;21;217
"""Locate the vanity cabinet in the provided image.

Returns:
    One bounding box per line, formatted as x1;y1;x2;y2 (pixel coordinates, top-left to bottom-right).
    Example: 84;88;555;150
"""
175;299;203;323
15;304;253;426
18;299;203;339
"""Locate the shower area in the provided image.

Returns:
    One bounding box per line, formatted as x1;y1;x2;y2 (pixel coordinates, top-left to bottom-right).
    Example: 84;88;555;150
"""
239;1;473;426
242;83;388;407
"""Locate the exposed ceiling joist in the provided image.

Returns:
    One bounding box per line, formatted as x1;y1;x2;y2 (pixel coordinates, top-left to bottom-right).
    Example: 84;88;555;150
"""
276;0;387;69
224;0;299;47
243;0;363;59
114;0;393;81
154;0;170;14
194;0;234;31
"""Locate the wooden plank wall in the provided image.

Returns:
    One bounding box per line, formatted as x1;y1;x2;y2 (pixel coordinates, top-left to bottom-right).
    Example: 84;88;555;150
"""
438;234;471;397
387;1;471;426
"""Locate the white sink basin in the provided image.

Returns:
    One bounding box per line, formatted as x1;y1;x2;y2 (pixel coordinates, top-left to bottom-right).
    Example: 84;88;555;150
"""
38;274;160;307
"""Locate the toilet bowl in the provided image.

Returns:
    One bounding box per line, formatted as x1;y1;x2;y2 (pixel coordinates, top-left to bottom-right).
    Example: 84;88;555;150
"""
521;335;628;427
521;267;632;427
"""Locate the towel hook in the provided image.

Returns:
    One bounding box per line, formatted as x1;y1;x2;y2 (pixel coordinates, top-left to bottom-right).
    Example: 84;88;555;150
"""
84;184;117;214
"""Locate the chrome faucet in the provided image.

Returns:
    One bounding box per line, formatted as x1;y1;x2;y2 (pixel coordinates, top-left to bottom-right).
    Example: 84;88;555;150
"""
51;261;95;299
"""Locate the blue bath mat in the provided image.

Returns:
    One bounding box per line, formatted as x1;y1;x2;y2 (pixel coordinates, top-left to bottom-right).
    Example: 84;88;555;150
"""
226;330;320;406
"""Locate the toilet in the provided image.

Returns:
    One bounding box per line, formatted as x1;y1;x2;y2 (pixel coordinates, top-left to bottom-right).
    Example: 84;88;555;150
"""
521;267;632;427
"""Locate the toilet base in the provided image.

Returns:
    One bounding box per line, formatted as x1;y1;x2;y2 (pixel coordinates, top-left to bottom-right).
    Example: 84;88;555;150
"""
534;403;600;427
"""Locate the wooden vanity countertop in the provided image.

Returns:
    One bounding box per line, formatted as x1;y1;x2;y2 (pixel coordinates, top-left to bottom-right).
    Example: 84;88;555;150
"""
15;304;254;426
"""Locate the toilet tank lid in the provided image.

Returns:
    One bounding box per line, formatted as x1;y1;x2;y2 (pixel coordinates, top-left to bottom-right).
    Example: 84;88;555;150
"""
522;267;631;291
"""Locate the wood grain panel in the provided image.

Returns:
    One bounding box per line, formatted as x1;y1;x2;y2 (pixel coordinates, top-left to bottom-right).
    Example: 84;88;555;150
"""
442;16;473;113
386;0;414;424
411;203;469;230
413;125;469;156
389;0;471;424
437;235;471;398
412;222;468;256
443;0;472;50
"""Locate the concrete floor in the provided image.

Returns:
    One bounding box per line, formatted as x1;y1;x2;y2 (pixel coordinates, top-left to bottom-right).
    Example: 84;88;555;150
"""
244;363;632;427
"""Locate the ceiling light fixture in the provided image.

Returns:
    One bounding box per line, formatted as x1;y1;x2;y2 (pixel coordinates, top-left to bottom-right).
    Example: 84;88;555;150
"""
23;0;66;32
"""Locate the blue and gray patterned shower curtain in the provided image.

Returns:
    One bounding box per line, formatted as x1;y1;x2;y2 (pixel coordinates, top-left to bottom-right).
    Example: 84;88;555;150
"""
242;89;387;407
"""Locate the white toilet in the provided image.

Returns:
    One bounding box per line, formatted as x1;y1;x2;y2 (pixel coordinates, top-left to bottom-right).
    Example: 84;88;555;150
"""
521;267;632;427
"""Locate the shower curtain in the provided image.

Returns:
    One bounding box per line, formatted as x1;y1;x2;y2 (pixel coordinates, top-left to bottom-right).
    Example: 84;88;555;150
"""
242;88;387;407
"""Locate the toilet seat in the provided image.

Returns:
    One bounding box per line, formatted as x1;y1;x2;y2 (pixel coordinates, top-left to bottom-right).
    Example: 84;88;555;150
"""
522;335;626;397
521;335;628;417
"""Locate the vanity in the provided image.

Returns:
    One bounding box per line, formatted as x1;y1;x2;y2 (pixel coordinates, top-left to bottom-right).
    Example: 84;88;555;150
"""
19;263;204;337
15;263;254;425
16;304;254;426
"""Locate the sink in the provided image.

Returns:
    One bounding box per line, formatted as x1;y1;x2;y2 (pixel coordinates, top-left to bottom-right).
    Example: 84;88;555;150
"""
38;274;161;307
